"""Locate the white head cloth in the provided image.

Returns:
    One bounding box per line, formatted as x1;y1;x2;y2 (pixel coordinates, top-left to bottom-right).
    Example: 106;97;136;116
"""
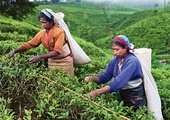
41;8;55;19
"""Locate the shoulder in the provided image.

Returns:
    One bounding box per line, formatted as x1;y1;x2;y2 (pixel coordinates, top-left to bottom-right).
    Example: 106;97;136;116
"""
53;26;64;33
124;53;139;64
126;52;138;60
51;26;65;37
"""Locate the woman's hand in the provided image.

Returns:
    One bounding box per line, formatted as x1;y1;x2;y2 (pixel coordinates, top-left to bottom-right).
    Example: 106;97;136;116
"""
88;86;111;98
88;89;100;98
84;76;93;84
29;56;41;63
8;51;15;58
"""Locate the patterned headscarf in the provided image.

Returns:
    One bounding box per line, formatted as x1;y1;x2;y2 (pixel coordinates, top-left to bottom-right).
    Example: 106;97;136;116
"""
113;35;134;50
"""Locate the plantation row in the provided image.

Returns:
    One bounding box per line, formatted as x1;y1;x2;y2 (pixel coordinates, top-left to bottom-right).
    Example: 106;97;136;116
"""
0;40;155;120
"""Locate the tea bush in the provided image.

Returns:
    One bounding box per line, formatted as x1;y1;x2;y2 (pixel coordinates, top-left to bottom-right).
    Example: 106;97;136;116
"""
0;40;155;120
0;32;32;42
0;97;15;120
0;18;40;36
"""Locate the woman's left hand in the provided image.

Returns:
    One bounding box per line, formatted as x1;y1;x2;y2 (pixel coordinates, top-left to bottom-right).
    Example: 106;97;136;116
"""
88;89;99;98
29;56;41;63
88;86;111;98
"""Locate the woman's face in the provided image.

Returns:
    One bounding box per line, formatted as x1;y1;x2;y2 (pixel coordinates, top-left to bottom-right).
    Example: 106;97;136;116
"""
112;43;127;58
39;17;53;30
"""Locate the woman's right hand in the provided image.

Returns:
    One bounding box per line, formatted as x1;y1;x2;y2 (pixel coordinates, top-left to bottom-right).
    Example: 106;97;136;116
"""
8;51;15;58
84;76;93;84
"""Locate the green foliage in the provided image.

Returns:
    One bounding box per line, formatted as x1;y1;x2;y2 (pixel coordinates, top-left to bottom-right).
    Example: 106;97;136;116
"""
115;9;170;54
152;68;170;80
0;2;170;120
0;97;14;120
156;78;170;120
77;1;142;11
94;8;170;55
0;32;32;42
0;0;37;20
0;38;155;120
151;66;170;120
0;17;40;40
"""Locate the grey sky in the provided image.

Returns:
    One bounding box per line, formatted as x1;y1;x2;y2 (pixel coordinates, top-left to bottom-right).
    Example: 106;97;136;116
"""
29;0;170;7
84;0;168;3
84;0;169;7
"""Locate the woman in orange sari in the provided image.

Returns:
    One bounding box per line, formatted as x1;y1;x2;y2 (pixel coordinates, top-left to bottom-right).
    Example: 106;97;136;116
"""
8;9;74;76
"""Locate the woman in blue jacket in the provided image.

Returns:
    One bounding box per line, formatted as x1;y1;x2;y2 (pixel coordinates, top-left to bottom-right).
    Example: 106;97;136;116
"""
84;35;147;110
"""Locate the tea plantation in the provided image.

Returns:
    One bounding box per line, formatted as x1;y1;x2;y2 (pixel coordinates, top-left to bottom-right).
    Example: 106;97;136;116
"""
0;2;170;120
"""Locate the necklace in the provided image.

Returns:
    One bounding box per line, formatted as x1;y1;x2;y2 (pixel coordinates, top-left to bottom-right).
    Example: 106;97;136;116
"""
118;58;124;74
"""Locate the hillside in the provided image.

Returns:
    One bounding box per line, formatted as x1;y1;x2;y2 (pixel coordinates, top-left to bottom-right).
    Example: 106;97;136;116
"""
23;3;137;44
92;8;170;56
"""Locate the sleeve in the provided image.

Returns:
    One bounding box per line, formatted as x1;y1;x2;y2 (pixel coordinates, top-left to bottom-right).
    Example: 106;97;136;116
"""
108;59;137;92
53;31;65;53
97;58;116;84
20;31;42;51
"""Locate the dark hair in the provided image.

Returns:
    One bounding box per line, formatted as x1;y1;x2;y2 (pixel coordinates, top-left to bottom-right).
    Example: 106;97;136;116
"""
38;12;53;23
112;40;126;49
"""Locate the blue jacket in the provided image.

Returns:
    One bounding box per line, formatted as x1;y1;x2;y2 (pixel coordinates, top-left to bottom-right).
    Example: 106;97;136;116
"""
97;52;143;92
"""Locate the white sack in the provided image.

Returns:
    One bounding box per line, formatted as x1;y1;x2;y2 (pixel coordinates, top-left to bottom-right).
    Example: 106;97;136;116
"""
133;48;152;72
54;12;91;65
132;48;163;120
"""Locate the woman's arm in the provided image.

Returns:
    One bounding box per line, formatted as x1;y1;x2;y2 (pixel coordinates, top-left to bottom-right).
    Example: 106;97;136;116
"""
29;50;59;63
8;47;27;58
84;76;100;83
88;85;111;98
8;31;43;58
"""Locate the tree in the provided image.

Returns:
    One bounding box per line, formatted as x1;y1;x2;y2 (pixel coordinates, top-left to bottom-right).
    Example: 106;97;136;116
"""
154;3;158;8
51;0;59;3
0;0;37;20
164;0;166;10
